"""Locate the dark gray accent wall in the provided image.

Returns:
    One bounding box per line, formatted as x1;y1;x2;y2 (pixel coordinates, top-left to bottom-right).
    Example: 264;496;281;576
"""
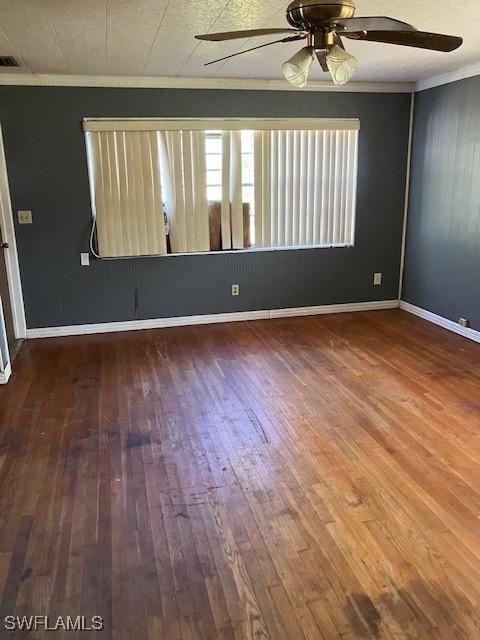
0;86;410;329
403;77;480;332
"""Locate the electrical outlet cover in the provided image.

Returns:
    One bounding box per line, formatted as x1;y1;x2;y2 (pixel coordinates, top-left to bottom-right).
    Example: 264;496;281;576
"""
18;210;32;224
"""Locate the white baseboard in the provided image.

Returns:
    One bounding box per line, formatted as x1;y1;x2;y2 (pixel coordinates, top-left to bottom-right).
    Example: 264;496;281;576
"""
26;299;399;339
400;301;480;344
268;299;399;318
0;361;11;384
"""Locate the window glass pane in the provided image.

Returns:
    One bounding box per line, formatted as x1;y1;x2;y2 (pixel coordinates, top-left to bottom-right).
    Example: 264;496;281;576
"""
241;131;255;247
205;132;222;154
207;170;221;186
241;130;254;153
206;130;222;205
207;186;222;201
206;154;222;171
242;185;254;204
242;156;254;185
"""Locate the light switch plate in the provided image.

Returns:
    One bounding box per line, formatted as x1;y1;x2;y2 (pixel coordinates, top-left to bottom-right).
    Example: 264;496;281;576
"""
18;210;32;224
80;253;90;266
374;272;383;286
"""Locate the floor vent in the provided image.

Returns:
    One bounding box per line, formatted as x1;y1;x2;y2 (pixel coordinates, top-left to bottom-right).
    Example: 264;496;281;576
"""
0;56;19;67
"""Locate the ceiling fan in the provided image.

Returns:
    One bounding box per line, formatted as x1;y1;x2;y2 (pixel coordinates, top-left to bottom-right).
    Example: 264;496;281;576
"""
195;0;463;87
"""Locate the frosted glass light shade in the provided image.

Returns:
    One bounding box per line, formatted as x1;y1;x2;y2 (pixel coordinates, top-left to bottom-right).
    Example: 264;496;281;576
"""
282;46;315;88
326;45;358;86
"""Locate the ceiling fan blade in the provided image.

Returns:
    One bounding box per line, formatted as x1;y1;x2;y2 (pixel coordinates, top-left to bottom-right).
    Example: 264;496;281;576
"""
315;49;329;72
315;33;344;72
204;35;306;66
335;16;415;32
196;28;303;42
344;30;463;52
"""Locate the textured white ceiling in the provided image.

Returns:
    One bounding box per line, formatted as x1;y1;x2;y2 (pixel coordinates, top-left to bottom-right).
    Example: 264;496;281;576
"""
0;0;479;83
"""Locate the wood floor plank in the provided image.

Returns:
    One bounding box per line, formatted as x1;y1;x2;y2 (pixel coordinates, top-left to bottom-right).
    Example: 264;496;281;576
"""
0;310;479;639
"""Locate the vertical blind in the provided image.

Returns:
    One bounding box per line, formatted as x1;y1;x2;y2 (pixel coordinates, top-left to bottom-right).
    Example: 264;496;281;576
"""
254;129;358;248
222;130;245;250
84;119;359;257
160;130;210;253
86;130;167;257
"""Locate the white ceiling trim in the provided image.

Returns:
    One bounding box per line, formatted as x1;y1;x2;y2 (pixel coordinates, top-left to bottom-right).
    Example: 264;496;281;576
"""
0;73;415;93
3;67;480;94
416;61;480;92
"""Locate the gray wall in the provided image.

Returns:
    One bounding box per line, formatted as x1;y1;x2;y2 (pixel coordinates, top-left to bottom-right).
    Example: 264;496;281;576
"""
0;86;410;329
403;77;480;332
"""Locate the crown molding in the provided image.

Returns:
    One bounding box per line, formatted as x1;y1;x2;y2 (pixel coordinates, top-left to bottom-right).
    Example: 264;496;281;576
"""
0;73;415;93
416;61;480;92
4;67;480;94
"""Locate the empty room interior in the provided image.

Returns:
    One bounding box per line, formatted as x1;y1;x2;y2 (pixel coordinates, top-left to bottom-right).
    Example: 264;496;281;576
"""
1;0;480;638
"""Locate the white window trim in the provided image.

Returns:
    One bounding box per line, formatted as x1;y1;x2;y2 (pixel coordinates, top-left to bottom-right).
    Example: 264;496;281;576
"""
92;242;354;261
83;118;360;133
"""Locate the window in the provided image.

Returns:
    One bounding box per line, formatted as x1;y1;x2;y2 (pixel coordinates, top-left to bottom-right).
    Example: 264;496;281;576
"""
84;119;359;258
205;130;255;247
205;131;222;202
241;130;255;245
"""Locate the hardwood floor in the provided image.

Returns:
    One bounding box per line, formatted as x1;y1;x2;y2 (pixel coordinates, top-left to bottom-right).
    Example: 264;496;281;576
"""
0;309;479;639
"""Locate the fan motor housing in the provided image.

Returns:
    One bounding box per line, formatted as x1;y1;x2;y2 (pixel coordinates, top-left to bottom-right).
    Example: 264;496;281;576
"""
286;0;355;29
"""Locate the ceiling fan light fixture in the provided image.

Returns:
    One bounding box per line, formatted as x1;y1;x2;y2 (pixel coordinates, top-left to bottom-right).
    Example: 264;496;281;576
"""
326;44;358;85
197;2;463;78
282;45;315;87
